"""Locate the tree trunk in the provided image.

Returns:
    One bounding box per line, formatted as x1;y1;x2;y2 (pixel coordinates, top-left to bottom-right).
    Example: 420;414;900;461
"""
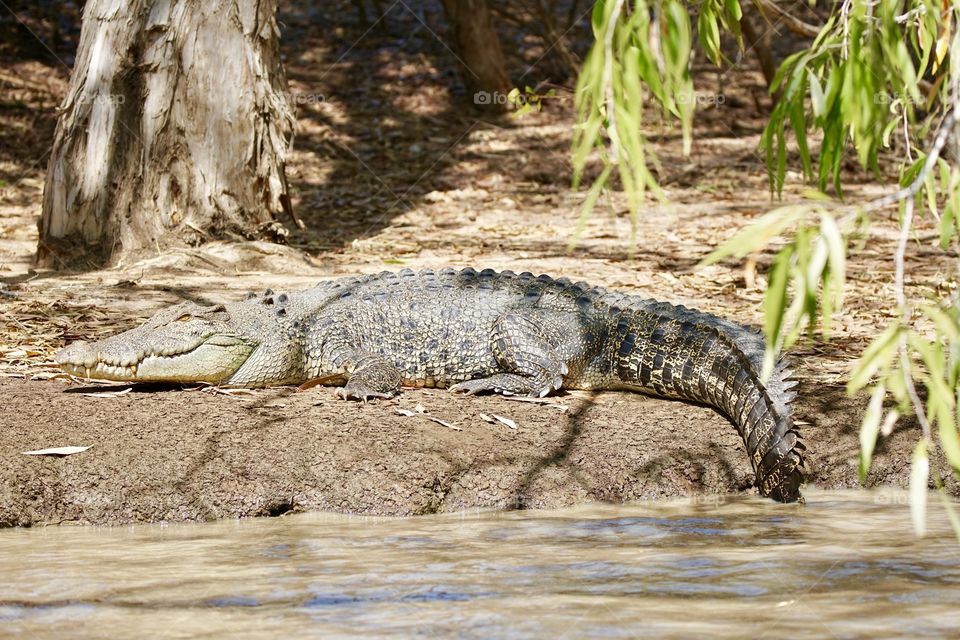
37;0;295;268
439;0;511;108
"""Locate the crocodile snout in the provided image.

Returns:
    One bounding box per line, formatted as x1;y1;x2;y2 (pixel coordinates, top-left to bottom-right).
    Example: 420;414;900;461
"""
56;341;98;368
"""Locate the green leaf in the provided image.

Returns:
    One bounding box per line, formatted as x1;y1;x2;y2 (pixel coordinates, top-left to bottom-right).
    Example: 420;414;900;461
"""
881;118;898;148
569;164;613;251
922;305;960;343
770;50;804;93
937;489;960;544
924;167;938;219
848;322;900;394
910;439;930;537
591;0;608;34
808;70;826;118
819;212;846;310
859;384;887;482
804;235;829;297
940;417;960;471
721;0;742;46
942;200;956;250
790;100;812;180
571;116;603;189
698;4;722;65
762;246;793;380
699;206;807;266
775;116;787;195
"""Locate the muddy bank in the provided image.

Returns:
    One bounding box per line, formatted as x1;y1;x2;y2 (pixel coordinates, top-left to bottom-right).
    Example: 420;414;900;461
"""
0;378;953;526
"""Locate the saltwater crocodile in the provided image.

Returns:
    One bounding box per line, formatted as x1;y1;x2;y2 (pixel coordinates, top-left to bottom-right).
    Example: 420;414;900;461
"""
56;267;805;502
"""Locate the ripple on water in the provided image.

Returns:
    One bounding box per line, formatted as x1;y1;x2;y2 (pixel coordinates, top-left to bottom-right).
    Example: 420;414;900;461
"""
1;490;959;639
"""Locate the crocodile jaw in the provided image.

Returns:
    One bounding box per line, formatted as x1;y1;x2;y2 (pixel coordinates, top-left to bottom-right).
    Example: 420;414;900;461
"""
56;336;256;384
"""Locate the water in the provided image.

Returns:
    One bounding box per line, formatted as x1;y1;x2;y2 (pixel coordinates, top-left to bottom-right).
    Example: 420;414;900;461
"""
1;490;958;638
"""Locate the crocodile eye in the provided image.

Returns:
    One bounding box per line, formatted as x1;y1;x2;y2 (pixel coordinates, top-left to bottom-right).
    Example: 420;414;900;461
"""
175;314;192;322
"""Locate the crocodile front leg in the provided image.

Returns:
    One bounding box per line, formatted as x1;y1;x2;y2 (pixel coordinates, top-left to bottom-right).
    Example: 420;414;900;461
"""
337;353;402;402
451;311;569;397
306;321;402;402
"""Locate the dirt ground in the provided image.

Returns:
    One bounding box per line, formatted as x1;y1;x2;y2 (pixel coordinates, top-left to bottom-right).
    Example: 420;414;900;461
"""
1;2;958;525
2;377;955;527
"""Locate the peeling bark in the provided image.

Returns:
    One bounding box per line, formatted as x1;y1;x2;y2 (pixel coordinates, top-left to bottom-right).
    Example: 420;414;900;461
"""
38;0;294;267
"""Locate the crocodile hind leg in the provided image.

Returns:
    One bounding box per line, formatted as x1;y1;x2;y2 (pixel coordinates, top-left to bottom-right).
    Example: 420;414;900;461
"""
337;354;402;402
451;312;569;397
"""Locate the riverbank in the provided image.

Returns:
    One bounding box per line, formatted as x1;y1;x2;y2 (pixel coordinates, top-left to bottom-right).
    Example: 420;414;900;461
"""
1;377;954;526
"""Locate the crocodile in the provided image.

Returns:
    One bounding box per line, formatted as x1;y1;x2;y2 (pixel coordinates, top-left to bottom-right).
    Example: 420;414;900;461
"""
56;267;805;502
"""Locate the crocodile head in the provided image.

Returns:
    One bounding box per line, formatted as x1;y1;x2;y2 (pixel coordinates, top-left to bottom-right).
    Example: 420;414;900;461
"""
56;299;302;387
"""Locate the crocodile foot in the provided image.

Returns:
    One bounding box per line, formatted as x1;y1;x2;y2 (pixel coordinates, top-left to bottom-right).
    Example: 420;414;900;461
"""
450;373;563;398
335;354;402;402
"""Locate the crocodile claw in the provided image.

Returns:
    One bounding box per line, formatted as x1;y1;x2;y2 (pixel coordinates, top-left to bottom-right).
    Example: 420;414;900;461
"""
449;379;498;396
336;386;394;403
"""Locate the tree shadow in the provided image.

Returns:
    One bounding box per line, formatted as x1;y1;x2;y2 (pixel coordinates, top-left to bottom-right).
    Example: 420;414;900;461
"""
507;389;598;506
278;0;593;255
0;1;80;189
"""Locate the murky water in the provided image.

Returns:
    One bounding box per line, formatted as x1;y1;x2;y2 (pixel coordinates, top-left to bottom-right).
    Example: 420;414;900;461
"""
1;490;958;638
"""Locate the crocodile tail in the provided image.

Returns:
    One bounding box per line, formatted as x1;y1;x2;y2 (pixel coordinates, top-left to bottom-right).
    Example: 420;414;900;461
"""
611;300;805;502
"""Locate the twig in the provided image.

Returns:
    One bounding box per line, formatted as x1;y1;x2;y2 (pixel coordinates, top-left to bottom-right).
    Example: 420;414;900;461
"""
894;5;927;25
752;0;822;39
864;109;957;213
894;195;931;440
903;108;913;164
840;0;852;59
883;111;960;442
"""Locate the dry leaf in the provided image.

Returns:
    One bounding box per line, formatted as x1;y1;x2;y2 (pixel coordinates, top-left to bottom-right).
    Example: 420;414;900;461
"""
80;388;132;398
479;413;495;423
31;372;73;381
396;408;417;417
23;445;92;457
491;414;517;429
196;386;256;396
427;416;461;431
